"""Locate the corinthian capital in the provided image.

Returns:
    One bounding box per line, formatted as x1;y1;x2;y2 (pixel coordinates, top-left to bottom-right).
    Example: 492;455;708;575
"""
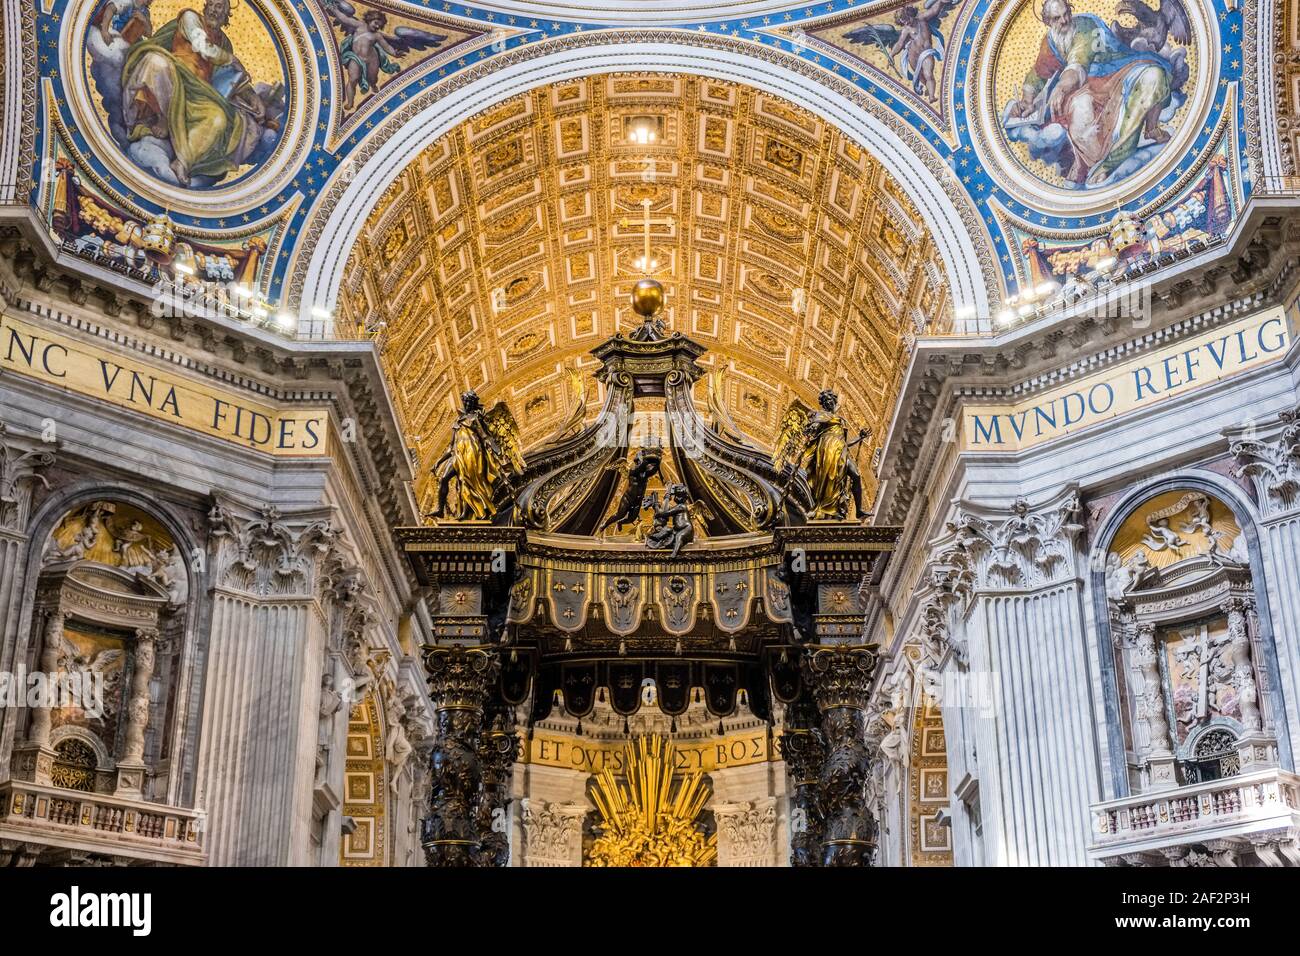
0;423;56;534
206;497;341;598
422;645;500;712
942;485;1084;592
802;644;879;713
1229;406;1300;517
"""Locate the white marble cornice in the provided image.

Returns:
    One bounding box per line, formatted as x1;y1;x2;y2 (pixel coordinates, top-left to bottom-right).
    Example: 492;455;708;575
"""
876;208;1300;528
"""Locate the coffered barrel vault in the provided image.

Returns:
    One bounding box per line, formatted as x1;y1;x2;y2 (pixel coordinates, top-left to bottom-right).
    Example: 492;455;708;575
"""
336;74;949;511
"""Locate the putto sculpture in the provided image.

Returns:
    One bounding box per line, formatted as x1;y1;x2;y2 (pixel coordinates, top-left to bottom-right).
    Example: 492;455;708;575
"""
644;483;695;558
775;388;872;521
428;389;524;521
601;448;664;534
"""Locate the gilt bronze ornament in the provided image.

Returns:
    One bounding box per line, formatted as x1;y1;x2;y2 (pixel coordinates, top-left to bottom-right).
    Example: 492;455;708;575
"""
428;389;524;522
775;389;871;521
644;483;695;558
803;645;880;866
421;645;499;867
400;281;901;869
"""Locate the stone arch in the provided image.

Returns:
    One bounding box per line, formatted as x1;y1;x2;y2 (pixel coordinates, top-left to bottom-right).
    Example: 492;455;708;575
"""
1089;469;1293;796
292;36;993;321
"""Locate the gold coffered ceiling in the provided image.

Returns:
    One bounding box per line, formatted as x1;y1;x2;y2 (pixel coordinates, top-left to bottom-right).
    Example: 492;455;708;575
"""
337;73;949;513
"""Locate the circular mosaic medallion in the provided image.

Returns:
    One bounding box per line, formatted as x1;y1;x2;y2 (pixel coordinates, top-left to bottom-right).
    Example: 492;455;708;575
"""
974;0;1217;214
63;0;314;212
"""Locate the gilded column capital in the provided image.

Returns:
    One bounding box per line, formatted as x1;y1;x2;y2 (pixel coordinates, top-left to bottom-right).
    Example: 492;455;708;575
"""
802;644;879;713
1229;406;1300;518
421;645;500;712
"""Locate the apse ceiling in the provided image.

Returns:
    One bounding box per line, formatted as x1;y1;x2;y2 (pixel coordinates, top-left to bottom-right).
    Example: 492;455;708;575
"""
335;74;948;510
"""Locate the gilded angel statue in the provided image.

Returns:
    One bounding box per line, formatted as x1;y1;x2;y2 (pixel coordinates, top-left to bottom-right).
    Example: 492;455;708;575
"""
774;388;871;521
428;389;525;521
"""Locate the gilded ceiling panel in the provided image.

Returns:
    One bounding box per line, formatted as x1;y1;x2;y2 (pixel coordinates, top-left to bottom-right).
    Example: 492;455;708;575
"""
337;74;950;512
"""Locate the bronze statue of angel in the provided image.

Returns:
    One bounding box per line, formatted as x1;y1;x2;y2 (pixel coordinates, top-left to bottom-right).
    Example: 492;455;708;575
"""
428;389;524;521
774;389;871;521
644;483;695;558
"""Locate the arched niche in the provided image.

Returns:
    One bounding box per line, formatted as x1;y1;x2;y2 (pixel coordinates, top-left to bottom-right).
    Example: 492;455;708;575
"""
1094;478;1290;797
9;496;198;806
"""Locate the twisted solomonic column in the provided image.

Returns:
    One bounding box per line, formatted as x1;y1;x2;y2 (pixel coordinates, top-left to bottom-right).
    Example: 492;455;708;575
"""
475;698;520;867
779;692;826;867
802;644;880;867
421;645;499;867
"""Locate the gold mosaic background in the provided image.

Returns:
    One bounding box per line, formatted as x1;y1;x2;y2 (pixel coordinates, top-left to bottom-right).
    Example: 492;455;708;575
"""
336;74;950;512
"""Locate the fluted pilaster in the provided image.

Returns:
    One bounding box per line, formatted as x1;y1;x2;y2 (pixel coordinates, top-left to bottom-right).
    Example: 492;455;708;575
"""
935;487;1098;865
1230;408;1300;758
0;425;56;780
194;500;343;865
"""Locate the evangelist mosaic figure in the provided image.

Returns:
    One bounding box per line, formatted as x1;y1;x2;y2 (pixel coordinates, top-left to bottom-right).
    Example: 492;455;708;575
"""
86;0;287;187
1002;0;1192;188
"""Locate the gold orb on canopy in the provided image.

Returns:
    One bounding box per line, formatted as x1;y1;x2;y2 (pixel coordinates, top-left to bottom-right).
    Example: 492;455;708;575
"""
631;278;665;317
